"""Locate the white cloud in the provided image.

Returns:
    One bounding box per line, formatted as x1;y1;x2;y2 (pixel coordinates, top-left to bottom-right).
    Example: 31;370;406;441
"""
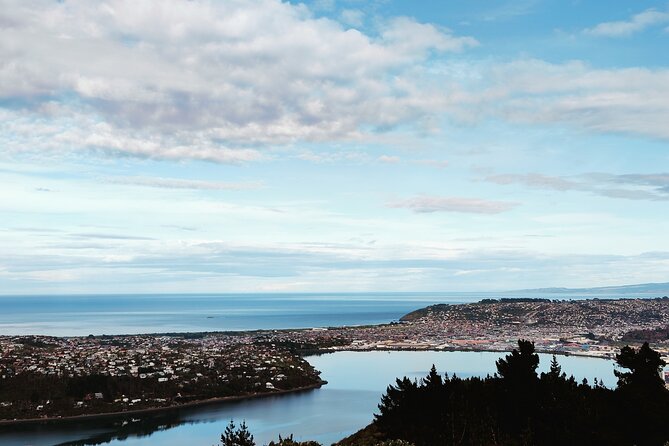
486;173;585;191
0;0;477;163
584;8;669;37
380;17;479;54
378;155;401;164
105;176;263;191
449;59;669;141
485;172;669;201
2;1;667;166
295;149;370;163
4;232;669;292
0;108;267;164
389;195;518;214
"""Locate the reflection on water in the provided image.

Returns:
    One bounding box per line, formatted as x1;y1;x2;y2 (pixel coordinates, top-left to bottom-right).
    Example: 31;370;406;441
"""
0;351;619;446
55;413;188;446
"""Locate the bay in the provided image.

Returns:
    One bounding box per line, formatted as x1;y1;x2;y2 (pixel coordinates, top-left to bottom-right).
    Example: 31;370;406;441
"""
0;350;619;446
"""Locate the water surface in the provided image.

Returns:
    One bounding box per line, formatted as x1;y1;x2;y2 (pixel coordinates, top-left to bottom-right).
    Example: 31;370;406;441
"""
0;350;619;446
0;293;456;336
0;292;652;337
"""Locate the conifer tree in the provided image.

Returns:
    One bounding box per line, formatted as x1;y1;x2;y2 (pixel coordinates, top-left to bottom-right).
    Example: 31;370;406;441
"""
235;421;255;446
615;342;666;391
220;420;255;446
548;355;562;378
422;364;442;388
495;339;539;384
222;420;237;446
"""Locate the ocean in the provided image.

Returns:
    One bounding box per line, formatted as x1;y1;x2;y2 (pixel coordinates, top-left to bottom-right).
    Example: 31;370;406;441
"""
0;291;653;337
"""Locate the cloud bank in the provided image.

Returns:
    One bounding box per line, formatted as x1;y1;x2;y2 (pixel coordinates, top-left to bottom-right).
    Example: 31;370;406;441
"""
0;0;477;162
389;196;518;214
3;2;669;164
486;172;669;201
105;176;263;191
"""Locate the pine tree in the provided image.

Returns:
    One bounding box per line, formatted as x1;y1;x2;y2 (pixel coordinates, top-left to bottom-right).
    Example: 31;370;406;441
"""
234;421;255;446
548;355;562;378
220;420;255;446
422;364;443;388
222;420;237;446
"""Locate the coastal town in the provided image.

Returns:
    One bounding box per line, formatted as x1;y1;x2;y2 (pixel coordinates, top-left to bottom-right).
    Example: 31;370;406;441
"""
255;297;669;360
3;297;669;422
0;334;323;421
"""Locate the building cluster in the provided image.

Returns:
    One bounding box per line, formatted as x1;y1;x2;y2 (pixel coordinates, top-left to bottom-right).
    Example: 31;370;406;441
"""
0;334;320;420
0;334;312;380
344;298;669;358
251;298;669;360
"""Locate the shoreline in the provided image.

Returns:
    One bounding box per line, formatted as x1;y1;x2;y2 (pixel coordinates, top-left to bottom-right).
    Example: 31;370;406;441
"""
0;322;395;340
0;346;621;428
308;345;616;362
340;347;615;361
0;346;630;428
0;381;326;427
0;345;614;427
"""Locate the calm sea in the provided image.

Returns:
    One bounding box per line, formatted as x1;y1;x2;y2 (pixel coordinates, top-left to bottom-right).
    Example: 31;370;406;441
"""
0;292;651;337
0;350;619;446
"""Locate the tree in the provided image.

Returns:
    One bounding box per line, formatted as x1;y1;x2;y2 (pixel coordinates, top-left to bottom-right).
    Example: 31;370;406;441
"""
495;339;539;384
376;377;419;419
221;420;255;446
222;420;237;446
421;364;442;389
331;342;669;446
548;355;562;379
613;343;669;446
266;434;321;446
614;342;666;392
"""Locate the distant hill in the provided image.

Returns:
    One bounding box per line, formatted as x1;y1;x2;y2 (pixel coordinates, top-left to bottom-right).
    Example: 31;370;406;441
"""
513;282;669;295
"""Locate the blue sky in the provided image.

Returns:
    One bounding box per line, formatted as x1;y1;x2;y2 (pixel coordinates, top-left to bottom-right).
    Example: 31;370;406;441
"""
1;0;668;294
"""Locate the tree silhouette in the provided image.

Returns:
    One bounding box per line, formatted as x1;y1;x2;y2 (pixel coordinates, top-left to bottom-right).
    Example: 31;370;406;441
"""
495;339;539;384
221;420;255;446
615;342;666;392
421;364;442;389
613;342;669;446
266;434;321;445
548;355;562;378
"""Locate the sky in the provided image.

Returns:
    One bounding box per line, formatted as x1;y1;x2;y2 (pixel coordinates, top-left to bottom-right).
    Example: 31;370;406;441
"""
1;0;668;294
